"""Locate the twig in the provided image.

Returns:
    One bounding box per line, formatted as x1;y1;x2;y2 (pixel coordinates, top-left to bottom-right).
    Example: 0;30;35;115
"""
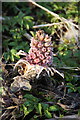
6;106;18;110
29;0;79;29
1;63;15;66
29;0;61;20
46;114;80;120
54;114;80;120
33;22;63;28
56;66;80;71
62;17;79;29
23;33;32;41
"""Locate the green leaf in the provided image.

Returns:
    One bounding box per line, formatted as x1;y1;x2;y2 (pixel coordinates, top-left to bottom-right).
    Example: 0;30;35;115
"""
41;103;49;111
0;87;3;94
76;87;80;93
18;11;25;18
37;103;42;115
78;109;80;116
30;31;35;37
11;54;14;62
9;42;17;46
66;83;74;87
24;101;31;107
33;115;39;119
0;77;3;80
49;105;58;112
26;24;29;30
45;110;52;118
23;16;33;20
3;52;10;61
28;105;34;113
23;105;29;116
11;49;17;55
68;88;74;93
24;94;40;103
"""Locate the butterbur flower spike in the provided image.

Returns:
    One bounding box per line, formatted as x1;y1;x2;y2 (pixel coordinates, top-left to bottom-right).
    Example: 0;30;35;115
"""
14;30;64;79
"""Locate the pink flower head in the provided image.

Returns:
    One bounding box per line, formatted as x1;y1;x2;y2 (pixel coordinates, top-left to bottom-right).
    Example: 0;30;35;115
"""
45;34;49;39
30;38;34;46
24;30;53;66
45;42;51;47
31;38;38;46
42;59;47;64
28;54;32;59
34;58;40;64
33;40;38;46
31;37;35;41
48;61;53;66
28;49;32;54
42;47;46;52
30;60;34;64
37;42;43;48
39;34;44;41
47;47;53;52
43;59;52;66
30;43;33;47
38;63;42;66
39;54;45;60
36;50;41;57
45;52;49;57
46;56;52;60
29;52;36;59
32;47;37;53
